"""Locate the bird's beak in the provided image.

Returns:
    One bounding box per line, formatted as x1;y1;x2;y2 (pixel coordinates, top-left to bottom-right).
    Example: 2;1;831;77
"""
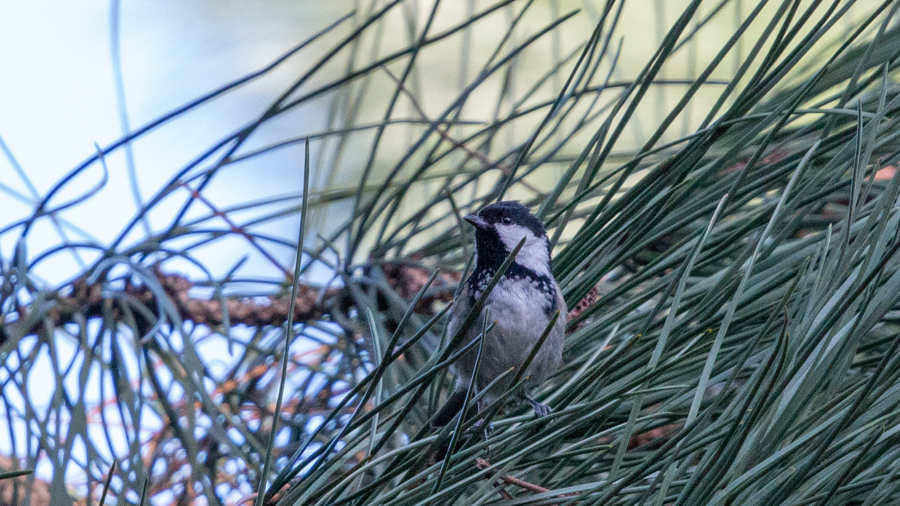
463;214;490;230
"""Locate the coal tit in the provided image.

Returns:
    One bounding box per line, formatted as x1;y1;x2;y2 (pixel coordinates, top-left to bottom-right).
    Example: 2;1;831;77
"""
431;201;566;427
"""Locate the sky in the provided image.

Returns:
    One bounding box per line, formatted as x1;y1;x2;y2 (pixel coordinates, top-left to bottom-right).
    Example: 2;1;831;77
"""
0;1;345;286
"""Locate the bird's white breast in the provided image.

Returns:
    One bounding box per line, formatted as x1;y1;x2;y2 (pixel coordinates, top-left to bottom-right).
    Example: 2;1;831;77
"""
485;277;556;331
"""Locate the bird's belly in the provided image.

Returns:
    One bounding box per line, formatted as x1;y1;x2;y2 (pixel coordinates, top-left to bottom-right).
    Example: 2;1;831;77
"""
460;279;561;394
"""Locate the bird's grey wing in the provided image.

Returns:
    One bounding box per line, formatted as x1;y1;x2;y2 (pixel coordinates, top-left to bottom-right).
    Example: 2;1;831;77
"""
446;291;474;348
431;292;477;426
540;284;568;379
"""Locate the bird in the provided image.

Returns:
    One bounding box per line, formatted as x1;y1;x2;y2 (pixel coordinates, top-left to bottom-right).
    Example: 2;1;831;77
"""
430;200;567;429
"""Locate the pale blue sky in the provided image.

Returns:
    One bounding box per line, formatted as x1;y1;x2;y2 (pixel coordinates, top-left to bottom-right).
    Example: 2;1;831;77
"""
0;1;344;286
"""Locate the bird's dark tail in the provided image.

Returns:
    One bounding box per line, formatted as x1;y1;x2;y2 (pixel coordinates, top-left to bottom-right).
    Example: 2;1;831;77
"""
428;390;469;428
425;390;486;465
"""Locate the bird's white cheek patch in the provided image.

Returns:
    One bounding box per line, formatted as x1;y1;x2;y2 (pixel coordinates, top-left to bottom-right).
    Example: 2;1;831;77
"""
495;224;550;276
495;223;530;251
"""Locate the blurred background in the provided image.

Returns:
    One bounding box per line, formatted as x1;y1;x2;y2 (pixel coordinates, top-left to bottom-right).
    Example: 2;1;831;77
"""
0;0;867;281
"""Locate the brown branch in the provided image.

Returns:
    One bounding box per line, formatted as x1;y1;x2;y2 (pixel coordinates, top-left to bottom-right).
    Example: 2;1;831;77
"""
46;272;335;328
5;264;460;341
476;458;551;493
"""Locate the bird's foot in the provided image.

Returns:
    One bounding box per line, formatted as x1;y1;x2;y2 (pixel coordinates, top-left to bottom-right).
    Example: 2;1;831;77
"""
473;418;494;439
522;394;552;418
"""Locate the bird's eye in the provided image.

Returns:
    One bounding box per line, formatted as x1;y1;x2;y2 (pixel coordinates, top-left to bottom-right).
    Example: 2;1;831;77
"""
502;216;512;225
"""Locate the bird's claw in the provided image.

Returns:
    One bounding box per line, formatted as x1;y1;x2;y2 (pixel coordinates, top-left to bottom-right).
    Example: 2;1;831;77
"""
533;402;552;417
523;395;552;418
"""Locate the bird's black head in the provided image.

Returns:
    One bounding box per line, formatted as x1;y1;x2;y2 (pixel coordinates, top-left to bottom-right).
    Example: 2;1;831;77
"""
464;201;551;275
